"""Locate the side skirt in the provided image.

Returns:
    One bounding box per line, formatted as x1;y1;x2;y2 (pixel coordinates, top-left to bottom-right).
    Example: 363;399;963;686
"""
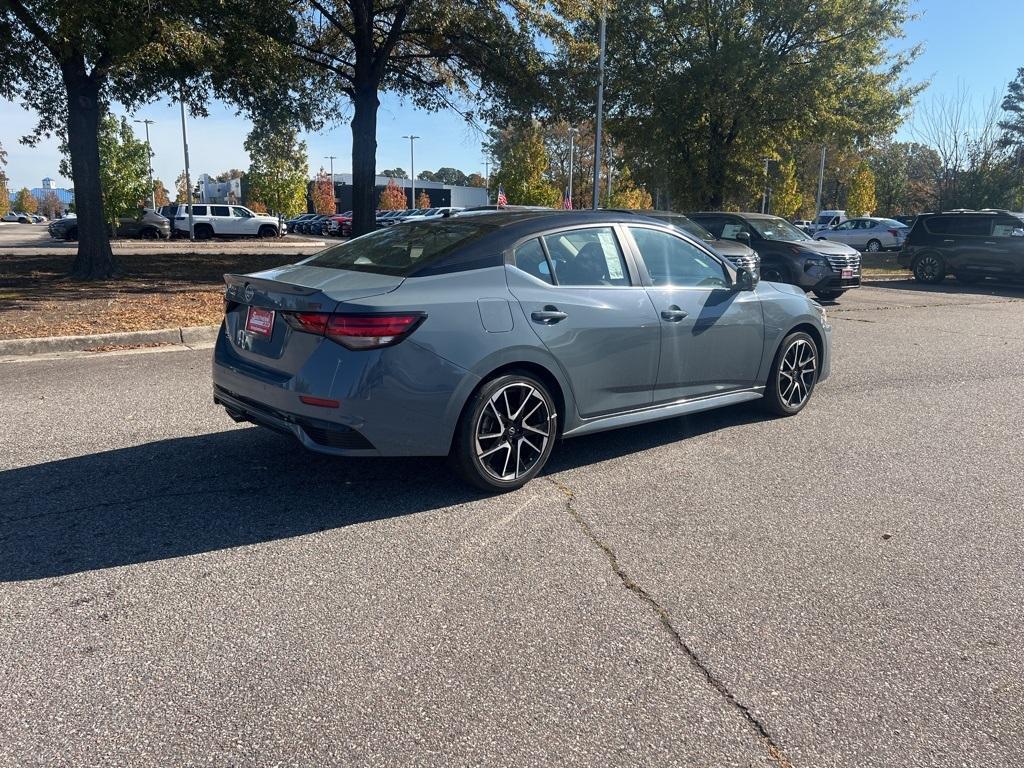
562;388;765;439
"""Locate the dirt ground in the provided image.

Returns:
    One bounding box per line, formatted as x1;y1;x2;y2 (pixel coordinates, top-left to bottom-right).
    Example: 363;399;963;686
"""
0;251;297;339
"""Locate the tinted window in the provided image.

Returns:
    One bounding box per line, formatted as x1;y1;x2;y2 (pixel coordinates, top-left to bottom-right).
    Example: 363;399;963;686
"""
951;216;992;236
924;216;952;234
629;227;728;289
992;217;1024;237
210;206;230;217
514;238;554;284
690;215;731;238
542;227;630;287
304;220;496;276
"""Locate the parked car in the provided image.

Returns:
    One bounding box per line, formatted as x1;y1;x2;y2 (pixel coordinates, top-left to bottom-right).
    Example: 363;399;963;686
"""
898;210;1024;284
814;217;908;252
213;209;830;491
792;219;814;234
326;212;353;237
811;210;847;233
402;207;465;222
616;209;760;276
47;208;171;241
167;204;283;239
2;211;33;223
893;215;917;227
285;213;317;232
375;210;406;227
688;211;861;301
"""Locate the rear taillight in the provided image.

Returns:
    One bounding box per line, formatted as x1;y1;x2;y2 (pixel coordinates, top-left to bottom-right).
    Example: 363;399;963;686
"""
888;228;901;237
283;312;425;350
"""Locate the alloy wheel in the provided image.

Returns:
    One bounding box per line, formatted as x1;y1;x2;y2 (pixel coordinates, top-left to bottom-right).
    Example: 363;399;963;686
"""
866;239;882;252
914;254;943;283
474;382;552;482
777;339;817;409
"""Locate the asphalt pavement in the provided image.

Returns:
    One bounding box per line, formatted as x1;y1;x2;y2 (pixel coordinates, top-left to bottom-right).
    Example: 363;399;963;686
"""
1;281;1023;767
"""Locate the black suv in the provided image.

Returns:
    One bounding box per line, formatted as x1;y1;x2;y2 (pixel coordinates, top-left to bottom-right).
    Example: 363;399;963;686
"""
689;211;861;301
898;211;1024;284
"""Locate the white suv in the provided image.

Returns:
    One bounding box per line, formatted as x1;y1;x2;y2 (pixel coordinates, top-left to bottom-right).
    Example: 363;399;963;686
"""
168;204;283;239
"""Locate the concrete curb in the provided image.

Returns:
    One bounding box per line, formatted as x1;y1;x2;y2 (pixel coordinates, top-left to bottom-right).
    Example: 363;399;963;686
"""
0;325;220;357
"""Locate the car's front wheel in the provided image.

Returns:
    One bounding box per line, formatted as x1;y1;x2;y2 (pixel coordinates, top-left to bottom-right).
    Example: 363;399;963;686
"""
913;253;945;283
814;290;845;301
760;264;789;284
763;331;819;416
258;225;277;238
451;372;558;492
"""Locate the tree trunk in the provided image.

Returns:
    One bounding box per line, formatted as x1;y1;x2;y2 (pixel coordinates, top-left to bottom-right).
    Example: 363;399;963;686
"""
350;84;380;237
63;70;116;279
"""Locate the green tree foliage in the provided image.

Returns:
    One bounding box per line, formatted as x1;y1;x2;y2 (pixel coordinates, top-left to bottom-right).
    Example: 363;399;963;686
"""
278;0;568;236
215;169;245;182
466;172;486;188
79;114;151;225
378;179;407;210
489;122;561;208
245;121;309;218
14;187;37;214
311;170;336;214
846;164;877;217
868;142;941;215
432;167;469;186
0;0;310;278
416;170;437;182
593;0;919;210
381;168;409;179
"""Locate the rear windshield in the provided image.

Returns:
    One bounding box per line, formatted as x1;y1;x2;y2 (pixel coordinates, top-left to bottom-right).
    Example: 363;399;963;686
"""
303;220;497;276
646;212;716;242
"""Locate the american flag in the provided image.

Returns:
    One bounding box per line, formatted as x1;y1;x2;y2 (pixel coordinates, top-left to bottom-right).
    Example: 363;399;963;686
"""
562;188;573;210
496;185;507;207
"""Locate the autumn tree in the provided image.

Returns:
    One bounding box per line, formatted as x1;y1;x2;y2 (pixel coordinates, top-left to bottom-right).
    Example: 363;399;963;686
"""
771;159;808;219
14;187;37;214
846;164;877;216
245;119;309;217
416;190;431;208
153;179;171;207
489;122;561;208
311;170;336;214
607;167;652;209
38;191;63;219
378;179;407;210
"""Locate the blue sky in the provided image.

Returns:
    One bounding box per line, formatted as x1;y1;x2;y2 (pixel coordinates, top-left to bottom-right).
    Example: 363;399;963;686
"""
2;0;1023;191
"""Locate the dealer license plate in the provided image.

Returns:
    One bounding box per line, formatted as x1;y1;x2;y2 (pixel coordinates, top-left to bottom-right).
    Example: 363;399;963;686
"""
245;306;275;337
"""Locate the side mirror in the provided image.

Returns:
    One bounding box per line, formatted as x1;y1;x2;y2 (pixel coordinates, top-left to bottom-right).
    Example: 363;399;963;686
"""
734;267;757;291
735;230;751;245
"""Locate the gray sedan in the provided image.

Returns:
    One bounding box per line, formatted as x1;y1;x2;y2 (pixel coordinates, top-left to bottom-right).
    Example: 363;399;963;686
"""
815;217;908;252
213;210;831;491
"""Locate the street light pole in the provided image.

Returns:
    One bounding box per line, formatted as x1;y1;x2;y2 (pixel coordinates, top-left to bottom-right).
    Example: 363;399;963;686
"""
134;118;156;209
178;85;193;240
568;128;576;207
815;145;826;215
402;135;420;208
592;8;607;210
761;156;772;214
325;155;337;212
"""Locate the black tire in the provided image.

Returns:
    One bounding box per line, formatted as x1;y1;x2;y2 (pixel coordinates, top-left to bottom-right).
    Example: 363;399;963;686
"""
258;225;277;238
194;224;214;241
913;253;945;284
760;264;789;284
865;239;882;253
763;331;819;417
814;290;845;301
140;227;159;240
450;371;558;492
65;228;78;241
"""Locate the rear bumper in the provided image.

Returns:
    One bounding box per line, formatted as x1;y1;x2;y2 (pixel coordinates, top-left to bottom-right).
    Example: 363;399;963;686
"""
211;323;476;457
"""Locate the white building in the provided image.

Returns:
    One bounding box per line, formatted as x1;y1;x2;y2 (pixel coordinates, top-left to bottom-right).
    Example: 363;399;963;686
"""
198;174;243;204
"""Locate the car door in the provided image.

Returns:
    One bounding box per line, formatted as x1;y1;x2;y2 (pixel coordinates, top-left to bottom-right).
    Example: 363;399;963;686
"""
209;205;233;235
506;226;661;418
824;219;858;245
231;206;257;234
623;225;764;402
983;217;1024;278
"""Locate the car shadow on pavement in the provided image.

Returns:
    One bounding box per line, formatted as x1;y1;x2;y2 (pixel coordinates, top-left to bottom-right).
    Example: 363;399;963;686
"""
863;278;1024;299
0;404;772;583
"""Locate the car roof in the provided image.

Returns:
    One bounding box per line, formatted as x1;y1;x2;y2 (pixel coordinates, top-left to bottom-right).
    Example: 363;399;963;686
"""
688;211;781;221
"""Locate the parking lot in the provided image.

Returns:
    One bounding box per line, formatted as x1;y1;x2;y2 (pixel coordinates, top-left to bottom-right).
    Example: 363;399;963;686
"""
1;281;1022;766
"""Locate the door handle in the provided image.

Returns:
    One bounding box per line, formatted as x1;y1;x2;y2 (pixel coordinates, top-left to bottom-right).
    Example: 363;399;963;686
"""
531;306;568;324
943;239;955;243
660;306;688;322
984;241;997;245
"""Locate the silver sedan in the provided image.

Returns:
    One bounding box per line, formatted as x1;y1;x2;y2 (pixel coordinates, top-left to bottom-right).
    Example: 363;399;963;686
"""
815;217;908;252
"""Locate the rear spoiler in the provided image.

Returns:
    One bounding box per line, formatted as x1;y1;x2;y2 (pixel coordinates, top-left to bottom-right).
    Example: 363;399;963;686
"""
223;273;319;297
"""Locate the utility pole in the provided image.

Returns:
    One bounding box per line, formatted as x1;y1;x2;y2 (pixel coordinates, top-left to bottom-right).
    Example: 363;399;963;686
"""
592;8;607;209
484;158;491;202
761;156;772;214
325;155;337;212
606;146;614;204
568;128;576;207
816;145;826;215
402;135;420;208
178;85;193;240
134;119;156;209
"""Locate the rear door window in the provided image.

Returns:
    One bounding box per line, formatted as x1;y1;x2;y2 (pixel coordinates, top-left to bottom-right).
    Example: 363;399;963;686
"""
514;238;554;284
924;216;952;234
541;227;630;287
210;205;230;217
951;216;992;237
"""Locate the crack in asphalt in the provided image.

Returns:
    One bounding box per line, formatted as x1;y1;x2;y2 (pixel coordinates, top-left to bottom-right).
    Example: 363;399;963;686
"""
547;477;795;768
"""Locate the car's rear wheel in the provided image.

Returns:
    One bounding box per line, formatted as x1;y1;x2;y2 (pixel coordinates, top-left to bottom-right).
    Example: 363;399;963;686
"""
865;239;882;252
814;290;845;301
913;253;945;283
140;227;159;239
451;372;557;492
193;224;214;240
65;228;78;241
763;331;819;416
